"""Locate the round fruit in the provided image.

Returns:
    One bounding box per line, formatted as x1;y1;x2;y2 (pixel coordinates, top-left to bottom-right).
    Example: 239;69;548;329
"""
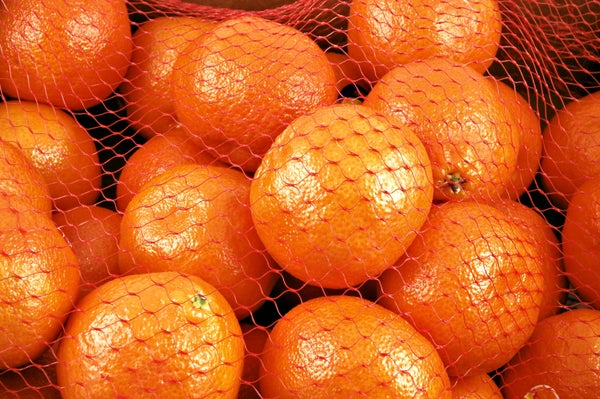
364;58;520;201
0;101;101;210
0;200;80;369
260;295;452;399
347;0;502;82
56;272;244;399
540;90;600;209
52;205;122;298
491;199;566;319
562;179;600;308
171;15;338;171
451;373;503;399
0;0;132;110
487;79;543;200
119;163;277;320
120;16;215;139
378;200;545;376
250;103;434;289
115;125;218;212
0;139;51;217
501;308;600;399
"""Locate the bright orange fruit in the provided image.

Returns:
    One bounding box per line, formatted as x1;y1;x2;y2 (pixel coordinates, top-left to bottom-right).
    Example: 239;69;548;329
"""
378;200;545;376
171;15;338;171
56;272;244;399
0;0;132;110
250;103;434;289
260;295;452;399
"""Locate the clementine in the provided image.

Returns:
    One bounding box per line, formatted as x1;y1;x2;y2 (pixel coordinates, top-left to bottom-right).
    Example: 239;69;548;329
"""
260;295;452;399
171;15;338;171
364;58;520;201
0;199;79;369
562;178;600;308
52;204;122;298
0;347;60;399
0;139;51;217
120;16;216;139
0;0;132;110
501;308;600;399
239;323;269;399
378;200;545;376
119;163;277;320
0;101;102;210
487;79;543;200
347;0;502;82
250;103;434;289
491;199;566;319
540;90;600;209
451;373;503;399
56;271;244;399
115;125;219;212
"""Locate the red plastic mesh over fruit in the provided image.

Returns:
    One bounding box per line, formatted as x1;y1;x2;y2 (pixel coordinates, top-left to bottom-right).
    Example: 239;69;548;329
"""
0;0;599;398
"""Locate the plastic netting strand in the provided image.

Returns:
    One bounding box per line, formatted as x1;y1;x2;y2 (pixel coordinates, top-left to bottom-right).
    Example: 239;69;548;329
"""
1;0;600;398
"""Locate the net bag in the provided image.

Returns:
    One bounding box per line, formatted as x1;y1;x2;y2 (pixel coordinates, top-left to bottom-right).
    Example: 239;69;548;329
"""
0;0;599;397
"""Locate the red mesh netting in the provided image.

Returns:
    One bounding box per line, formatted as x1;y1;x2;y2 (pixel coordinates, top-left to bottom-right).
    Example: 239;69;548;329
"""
0;0;599;397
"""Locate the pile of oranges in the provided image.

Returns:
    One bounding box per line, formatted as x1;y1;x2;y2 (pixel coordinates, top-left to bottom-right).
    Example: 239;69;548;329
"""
1;0;600;398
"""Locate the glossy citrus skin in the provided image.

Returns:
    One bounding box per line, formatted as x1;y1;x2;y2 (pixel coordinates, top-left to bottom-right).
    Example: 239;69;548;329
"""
451;373;503;399
364;58;521;201
487;79;543;200
172;15;338;171
0;101;101;210
347;0;502;82
0;201;79;369
501;308;600;399
378;201;545;376
56;272;244;399
115;125;219;212
540;90;600;209
0;140;52;217
491;199;566;319
0;0;132;110
562;179;600;308
119;163;277;320
52;205;122;298
250;103;434;289
260;295;452;399
120;16;216;138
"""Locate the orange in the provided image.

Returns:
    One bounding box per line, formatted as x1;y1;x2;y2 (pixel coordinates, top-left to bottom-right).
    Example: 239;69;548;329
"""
0;347;60;399
120;16;216;139
488;79;543;200
0;198;80;369
250;103;434;289
171;15;338;171
0;0;132;110
346;0;502;82
378;200;545;376
0;101;102;210
491;199;566;319
540;90;600;209
119;163;277;320
451;373;503;399
52;204;122;298
501;308;600;399
239;323;269;399
562;179;600;308
0;139;52;217
115;125;219;212
364;58;521;201
56;271;244;399
259;295;452;399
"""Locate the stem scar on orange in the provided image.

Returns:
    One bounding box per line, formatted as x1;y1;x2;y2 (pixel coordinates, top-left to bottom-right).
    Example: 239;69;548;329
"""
250;103;434;290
